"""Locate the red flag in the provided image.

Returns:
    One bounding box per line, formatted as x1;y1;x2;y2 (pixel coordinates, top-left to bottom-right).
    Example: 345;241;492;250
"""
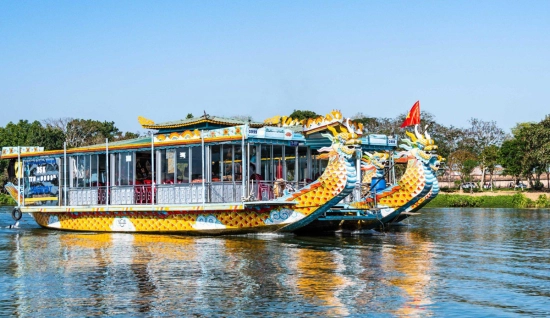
400;101;420;128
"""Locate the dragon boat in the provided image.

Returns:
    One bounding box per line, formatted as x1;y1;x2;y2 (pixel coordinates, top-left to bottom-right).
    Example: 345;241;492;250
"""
2;111;363;234
294;125;443;235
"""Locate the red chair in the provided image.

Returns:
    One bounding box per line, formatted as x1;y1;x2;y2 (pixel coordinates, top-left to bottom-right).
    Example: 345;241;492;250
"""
135;185;143;204
145;185;154;203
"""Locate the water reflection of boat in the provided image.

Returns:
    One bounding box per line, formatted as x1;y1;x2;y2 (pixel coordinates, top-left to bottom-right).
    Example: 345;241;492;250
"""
291;245;351;316
2;112;362;235
382;231;434;316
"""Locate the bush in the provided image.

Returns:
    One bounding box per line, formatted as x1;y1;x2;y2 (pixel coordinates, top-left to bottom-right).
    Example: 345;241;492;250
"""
440;188;458;193
535;194;550;208
0;193;16;206
511;193;531;208
426;193;535;208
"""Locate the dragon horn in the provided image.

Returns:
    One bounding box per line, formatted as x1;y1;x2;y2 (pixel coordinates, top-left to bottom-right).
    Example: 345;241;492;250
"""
414;124;422;140
344;118;354;134
425;126;431;141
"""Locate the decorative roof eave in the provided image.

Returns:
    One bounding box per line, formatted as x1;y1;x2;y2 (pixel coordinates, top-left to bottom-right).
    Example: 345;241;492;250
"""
138;115;264;130
0;142;153;159
1;134;246;160
152;136;243;147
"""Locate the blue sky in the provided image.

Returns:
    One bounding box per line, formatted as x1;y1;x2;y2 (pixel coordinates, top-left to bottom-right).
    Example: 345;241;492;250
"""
1;1;549;134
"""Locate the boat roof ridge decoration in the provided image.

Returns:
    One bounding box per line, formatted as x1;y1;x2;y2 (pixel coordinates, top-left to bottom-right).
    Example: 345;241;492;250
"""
300;110;364;136
138;116;155;128
138;114;264;129
263;115;304;127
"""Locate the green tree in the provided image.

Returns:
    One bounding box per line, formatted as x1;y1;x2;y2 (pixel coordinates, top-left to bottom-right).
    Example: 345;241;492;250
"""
499;138;523;184
448;149;478;186
289;110;319;121
44;117;139;147
536;115;550;188
64;119;123;147
512;119;550;189
461;118;506;190
481;145;500;190
352;114;396;135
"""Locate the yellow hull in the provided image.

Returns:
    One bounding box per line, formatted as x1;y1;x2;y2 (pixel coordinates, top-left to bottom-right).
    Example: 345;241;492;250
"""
27;205;299;234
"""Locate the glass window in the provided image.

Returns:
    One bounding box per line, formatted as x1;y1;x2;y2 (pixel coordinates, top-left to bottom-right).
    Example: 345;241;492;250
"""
297;147;309;182
273;145;284;180
97;154;107;185
83;155;90;187
191;147;203;182
91;155;98;186
222;145;242;181
210;145;221;181
112;154;120;186
260;144;272;181
70;156;78;187
248;144;260;180
158;149;176;184
136;152;152;183
285;146;296;181
222;145;232;181
234;145;242;181
176;147;189;183
118;152;134;186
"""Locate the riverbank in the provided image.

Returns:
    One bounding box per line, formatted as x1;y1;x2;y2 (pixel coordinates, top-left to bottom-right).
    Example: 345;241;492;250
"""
0;193;15;205
449;190;549;200
426;191;550;208
3;191;549;209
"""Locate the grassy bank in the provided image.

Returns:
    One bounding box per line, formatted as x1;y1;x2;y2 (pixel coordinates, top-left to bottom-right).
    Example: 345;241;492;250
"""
426;193;550;208
0;193;16;205
2;192;549;209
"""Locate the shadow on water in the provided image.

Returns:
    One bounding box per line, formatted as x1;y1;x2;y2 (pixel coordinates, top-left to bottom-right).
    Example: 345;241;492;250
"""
0;206;549;316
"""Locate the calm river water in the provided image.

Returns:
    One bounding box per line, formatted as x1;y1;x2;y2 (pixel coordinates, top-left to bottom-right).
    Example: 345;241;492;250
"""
0;207;548;317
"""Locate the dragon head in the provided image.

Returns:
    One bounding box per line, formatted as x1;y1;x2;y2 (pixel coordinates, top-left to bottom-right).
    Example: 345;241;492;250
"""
399;124;444;171
362;151;389;177
319;118;362;159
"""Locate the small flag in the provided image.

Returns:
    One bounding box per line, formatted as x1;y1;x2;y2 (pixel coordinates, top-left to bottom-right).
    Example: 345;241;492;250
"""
400;101;421;128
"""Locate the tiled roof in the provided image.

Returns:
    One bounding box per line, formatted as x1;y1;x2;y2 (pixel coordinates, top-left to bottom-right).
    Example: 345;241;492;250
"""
139;115;265;129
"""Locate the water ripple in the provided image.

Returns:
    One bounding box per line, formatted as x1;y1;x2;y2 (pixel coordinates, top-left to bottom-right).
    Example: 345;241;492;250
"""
0;207;549;316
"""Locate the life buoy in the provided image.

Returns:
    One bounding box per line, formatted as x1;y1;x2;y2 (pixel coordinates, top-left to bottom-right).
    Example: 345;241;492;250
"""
12;207;22;221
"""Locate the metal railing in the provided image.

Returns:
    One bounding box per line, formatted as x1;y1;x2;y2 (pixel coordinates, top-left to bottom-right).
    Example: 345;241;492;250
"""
64;180;370;207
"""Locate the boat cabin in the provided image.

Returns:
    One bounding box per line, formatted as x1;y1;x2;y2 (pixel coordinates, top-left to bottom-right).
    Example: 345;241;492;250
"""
1;114;398;208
